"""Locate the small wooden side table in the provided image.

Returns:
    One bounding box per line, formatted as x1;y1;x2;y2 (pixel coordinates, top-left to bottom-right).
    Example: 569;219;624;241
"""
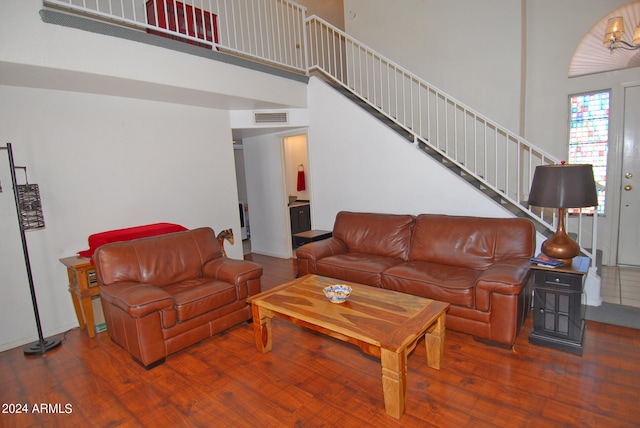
293;230;332;248
60;256;99;338
529;256;590;355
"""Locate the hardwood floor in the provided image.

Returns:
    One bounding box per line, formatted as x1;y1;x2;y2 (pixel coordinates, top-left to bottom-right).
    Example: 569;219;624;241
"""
1;254;638;427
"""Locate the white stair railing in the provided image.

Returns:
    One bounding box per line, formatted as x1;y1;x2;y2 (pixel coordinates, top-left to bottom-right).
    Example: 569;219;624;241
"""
305;15;598;264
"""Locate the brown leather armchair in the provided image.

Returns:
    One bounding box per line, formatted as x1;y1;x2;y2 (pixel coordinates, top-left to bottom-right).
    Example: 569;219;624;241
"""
93;227;262;368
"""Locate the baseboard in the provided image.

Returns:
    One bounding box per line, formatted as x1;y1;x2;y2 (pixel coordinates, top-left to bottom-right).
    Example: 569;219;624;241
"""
0;322;78;353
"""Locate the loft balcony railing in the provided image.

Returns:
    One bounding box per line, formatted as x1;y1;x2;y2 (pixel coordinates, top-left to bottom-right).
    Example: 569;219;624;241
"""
41;0;599;270
44;0;308;73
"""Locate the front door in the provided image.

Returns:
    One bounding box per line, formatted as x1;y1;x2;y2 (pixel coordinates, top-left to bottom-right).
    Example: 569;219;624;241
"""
617;84;640;266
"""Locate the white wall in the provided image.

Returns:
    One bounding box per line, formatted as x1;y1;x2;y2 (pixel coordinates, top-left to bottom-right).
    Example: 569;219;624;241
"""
344;0;523;134
297;0;345;29
307;76;511;229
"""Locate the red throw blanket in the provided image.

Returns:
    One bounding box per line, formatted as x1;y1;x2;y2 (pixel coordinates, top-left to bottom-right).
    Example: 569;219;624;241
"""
78;222;188;259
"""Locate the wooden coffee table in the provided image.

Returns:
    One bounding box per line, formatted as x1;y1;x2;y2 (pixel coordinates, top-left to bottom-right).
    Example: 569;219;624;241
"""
247;274;450;419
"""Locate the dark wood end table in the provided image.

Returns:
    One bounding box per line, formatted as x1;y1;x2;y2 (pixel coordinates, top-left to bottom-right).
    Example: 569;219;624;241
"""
529;256;590;355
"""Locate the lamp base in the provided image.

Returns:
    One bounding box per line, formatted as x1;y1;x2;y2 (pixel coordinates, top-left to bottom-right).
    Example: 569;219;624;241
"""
541;230;581;262
23;337;62;355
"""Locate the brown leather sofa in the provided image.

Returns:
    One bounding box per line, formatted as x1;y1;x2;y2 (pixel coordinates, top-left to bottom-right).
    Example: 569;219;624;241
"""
93;227;263;368
296;211;535;347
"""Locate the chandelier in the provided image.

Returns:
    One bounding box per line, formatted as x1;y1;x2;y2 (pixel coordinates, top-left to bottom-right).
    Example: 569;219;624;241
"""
604;16;640;51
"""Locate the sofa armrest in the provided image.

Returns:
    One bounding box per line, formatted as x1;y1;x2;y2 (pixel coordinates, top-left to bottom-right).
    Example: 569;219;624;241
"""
296;237;347;276
475;260;532;312
202;258;263;299
98;282;177;327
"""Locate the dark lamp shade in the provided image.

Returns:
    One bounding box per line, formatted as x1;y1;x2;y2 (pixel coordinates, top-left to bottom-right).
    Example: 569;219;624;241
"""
529;164;598;208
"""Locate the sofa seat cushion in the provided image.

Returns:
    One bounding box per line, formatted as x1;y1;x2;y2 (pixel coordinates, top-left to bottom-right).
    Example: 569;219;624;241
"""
382;261;479;307
316;253;405;287
162;279;238;322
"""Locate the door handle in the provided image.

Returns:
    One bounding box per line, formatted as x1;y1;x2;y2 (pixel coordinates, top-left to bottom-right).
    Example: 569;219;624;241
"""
624;185;632;191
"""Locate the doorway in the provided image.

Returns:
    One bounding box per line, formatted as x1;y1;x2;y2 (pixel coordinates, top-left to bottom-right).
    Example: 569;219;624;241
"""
283;133;311;254
617;84;640;267
234;129;310;259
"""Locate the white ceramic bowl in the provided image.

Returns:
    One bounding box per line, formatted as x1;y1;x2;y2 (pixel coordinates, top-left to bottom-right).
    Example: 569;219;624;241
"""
323;284;352;303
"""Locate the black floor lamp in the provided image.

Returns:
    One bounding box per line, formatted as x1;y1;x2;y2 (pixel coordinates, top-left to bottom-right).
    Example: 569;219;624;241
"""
1;143;61;355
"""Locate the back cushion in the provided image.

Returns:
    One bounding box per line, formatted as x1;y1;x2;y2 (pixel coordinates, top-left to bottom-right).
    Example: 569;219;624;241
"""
333;211;415;260
95;227;222;287
409;215;534;269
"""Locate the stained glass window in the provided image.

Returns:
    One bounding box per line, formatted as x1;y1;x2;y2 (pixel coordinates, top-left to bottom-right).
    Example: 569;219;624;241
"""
569;90;609;215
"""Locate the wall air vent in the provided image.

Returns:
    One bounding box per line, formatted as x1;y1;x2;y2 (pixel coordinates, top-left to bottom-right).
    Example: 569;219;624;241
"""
254;111;288;124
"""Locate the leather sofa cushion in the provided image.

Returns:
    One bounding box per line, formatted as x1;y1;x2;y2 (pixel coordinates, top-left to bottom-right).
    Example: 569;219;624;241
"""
95;227;223;287
99;281;177;328
382;261;478;307
162;279;237;322
332;211;415;260
316;253;405;287
409;214;535;269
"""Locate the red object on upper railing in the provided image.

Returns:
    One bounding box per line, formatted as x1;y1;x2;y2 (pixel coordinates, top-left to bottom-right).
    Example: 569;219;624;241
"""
145;0;219;48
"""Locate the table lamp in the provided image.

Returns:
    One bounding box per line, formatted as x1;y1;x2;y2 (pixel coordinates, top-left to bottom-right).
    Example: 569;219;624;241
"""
528;163;598;261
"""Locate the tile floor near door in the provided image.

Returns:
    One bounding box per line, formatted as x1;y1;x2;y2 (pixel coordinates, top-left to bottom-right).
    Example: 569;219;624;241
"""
599;266;640;308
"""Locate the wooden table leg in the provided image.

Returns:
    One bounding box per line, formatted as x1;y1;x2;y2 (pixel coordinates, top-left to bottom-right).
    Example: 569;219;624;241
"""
425;312;446;370
251;304;272;353
66;267;86;330
380;348;408;419
68;287;85;330
80;295;95;339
